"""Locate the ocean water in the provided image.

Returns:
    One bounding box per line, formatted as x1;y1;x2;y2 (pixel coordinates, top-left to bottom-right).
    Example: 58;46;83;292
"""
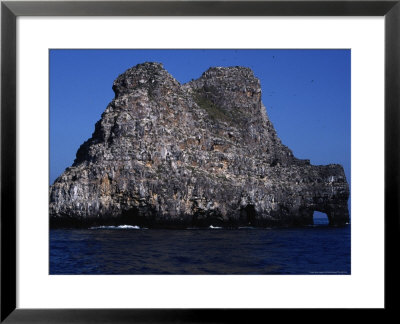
50;222;350;275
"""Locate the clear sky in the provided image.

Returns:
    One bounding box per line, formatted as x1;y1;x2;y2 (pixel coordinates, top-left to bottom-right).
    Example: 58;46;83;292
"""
50;49;351;214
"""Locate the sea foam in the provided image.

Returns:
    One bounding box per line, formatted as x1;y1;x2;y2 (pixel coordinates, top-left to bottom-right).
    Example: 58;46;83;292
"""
89;225;141;230
209;225;222;229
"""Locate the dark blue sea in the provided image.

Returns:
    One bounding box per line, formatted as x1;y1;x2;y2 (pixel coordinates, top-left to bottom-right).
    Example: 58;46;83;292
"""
50;221;350;275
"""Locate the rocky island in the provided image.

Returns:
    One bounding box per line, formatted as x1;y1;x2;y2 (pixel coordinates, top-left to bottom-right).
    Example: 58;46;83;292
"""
49;62;349;228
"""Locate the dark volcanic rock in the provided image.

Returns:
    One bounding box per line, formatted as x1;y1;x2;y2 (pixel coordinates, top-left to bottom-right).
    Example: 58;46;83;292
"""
49;62;350;228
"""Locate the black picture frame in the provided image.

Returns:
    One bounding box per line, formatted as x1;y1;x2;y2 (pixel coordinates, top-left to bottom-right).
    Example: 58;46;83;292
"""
1;0;399;322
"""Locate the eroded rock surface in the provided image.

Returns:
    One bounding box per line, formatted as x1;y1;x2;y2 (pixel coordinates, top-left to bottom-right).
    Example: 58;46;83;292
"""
49;62;349;228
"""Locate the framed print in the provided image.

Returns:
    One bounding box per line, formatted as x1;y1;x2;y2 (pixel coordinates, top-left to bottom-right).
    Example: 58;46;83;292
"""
1;0;399;322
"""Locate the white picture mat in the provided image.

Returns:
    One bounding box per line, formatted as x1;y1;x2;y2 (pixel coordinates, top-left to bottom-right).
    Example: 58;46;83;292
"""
17;17;384;308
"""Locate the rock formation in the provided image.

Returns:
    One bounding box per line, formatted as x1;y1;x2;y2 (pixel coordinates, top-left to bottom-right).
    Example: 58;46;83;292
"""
49;62;350;228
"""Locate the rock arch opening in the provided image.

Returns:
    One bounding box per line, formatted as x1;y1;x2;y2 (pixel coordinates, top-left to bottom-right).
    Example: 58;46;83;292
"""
313;211;329;225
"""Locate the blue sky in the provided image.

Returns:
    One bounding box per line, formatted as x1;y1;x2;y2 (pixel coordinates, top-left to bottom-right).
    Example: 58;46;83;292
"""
50;49;351;215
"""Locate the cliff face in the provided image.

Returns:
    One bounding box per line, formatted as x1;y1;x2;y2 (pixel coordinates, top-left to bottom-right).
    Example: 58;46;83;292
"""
49;62;349;228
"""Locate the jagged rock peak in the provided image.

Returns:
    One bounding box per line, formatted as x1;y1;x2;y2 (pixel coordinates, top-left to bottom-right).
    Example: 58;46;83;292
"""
112;62;180;97
190;66;260;90
201;65;257;79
